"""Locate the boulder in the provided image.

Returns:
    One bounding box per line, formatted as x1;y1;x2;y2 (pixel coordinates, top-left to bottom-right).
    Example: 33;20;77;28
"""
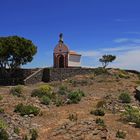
135;86;140;101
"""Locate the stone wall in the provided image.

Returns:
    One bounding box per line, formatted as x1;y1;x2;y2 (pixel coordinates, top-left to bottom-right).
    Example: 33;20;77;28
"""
0;68;39;85
1;67;139;85
24;69;44;85
43;68;95;82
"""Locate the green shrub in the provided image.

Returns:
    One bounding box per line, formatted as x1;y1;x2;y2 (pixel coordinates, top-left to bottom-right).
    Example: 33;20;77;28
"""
10;85;23;97
31;85;52;98
14;127;20;135
14;103;40;116
116;130;126;139
23;135;28;140
123;105;140;127
69;79;77;87
96;100;106;109
67;90;85;104
0;129;9;140
68;113;78;122
95;118;105;126
58;85;68;95
30;129;38;140
90;109;105;116
0;108;4;113
41;96;51;105
55;97;63;107
0;119;7;129
118;71;130;79
94;67;108;75
0;95;3;101
119;92;131;103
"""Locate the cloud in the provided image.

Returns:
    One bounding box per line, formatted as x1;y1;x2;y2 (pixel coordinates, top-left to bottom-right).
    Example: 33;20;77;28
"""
80;45;140;71
102;45;140;52
79;51;101;57
111;49;140;70
124;31;140;35
114;38;140;44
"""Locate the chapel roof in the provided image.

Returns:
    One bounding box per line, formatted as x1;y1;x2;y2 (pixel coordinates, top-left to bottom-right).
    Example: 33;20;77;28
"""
54;33;69;53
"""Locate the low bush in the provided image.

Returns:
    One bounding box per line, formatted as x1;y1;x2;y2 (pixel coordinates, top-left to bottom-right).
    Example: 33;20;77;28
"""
67;90;85;104
118;71;130;79
55;96;63;107
41;96;51;105
23;135;28;140
14;127;20;135
30;129;38;140
0;108;4;113
119;92;131;103
96;100;106;109
95;118;105;126
31;85;52;98
10;85;23;97
69;79;77;87
58;85;68;95
116;130;126;139
94;67;108;76
0;129;9;140
68;113;78;122
90;109;105;116
122;105;140;127
0;119;7;129
14;103;40;116
0;95;3;101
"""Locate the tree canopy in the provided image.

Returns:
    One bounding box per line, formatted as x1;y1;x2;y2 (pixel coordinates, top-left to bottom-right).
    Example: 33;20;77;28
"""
0;36;37;72
99;55;116;68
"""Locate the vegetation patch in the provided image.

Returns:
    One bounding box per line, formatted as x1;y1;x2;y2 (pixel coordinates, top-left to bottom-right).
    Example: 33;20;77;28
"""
0;129;9;140
119;92;131;103
30;129;38;140
67;90;85;104
58;85;68;95
14;103;40;116
0;119;7;130
10;85;23;97
0;108;4;114
90;108;105;116
118;70;130;79
0;95;3;101
95;118;105;126
68;113;78;122
122;105;140;128
14;127;20;135
41;96;51;105
96;100;107;109
31;84;53;98
116;130;126;139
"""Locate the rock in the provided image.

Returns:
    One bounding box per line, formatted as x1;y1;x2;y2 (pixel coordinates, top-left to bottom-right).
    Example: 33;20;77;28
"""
128;122;136;125
119;109;125;112
135;86;140;101
24;115;28;118
29;114;34;117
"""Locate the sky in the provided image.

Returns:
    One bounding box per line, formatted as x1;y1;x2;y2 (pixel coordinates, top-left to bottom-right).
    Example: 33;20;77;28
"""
0;0;140;70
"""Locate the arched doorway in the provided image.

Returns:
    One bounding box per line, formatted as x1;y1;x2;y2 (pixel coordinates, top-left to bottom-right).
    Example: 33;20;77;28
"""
59;55;64;68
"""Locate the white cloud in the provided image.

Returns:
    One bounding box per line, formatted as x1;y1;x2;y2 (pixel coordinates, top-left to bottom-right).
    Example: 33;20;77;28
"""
111;49;140;70
124;31;140;35
114;38;140;44
80;46;140;71
102;45;140;52
79;51;101;57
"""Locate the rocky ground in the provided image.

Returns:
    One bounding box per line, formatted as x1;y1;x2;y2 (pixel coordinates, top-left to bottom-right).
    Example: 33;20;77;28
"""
0;68;140;140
